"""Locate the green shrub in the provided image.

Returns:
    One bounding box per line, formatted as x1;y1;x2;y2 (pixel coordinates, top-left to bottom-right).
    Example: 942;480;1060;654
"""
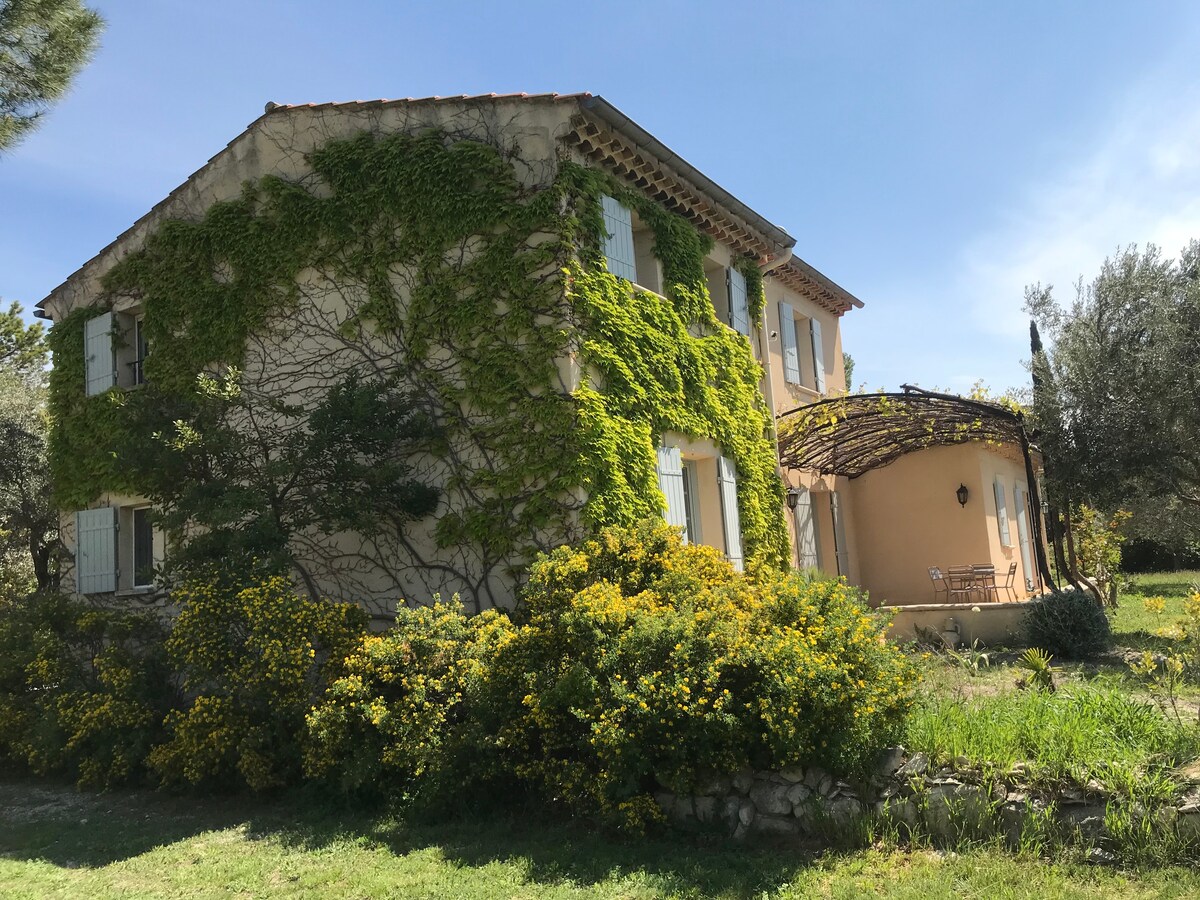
305;598;513;797
148;565;366;791
1023;588;1112;659
0;590;175;788
476;519;918;831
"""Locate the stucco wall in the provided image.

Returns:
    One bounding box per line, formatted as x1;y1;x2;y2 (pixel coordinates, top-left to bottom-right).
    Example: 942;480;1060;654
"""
846;443;1036;606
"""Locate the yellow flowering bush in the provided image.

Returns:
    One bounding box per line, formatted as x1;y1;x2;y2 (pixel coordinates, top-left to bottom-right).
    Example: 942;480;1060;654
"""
475;519;918;830
0;590;175;788
305;598;513;796
148;565;366;791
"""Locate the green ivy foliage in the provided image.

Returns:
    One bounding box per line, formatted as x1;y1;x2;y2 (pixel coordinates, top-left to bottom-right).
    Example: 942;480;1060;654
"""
47;128;789;589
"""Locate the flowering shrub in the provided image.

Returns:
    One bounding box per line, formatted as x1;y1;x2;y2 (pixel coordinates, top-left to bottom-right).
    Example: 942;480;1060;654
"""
305;598;513;796
476;520;918;830
0;590;175;788
148;565;366;790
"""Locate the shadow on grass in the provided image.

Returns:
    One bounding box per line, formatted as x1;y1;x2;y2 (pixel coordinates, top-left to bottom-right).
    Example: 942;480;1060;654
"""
0;778;821;899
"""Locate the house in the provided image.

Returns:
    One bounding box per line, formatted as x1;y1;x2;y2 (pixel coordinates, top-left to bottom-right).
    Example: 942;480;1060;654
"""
38;92;1040;615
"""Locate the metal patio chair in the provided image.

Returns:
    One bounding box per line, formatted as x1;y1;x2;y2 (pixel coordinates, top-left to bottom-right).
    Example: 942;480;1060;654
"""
1000;562;1019;600
930;566;975;602
971;564;999;602
947;565;980;599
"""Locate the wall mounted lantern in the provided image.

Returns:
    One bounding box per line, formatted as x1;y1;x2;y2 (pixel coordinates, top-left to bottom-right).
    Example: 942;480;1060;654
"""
786;486;802;511
956;483;969;507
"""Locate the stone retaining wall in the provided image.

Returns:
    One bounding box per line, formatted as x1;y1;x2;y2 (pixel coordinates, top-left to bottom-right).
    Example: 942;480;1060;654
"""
655;748;1200;851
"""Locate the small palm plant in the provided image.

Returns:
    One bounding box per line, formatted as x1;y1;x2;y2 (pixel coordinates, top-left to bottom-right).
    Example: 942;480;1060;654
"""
1016;647;1061;692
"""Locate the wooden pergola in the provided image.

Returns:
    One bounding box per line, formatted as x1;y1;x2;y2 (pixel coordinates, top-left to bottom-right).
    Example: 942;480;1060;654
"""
776;385;1056;591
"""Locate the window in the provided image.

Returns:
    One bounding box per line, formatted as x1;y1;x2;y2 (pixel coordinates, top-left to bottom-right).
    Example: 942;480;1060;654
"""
727;267;750;337
830;491;849;577
680;461;701;544
131;317;148;386
84;312;116;396
83;309;146;394
993;476;1012;546
601;195;637;282
73;503;159;594
779;300;802;385
656;445;688;537
717;456;744;572
809;318;826;393
656;444;743;569
132;506;154;587
793;488;821;570
76;507;118;593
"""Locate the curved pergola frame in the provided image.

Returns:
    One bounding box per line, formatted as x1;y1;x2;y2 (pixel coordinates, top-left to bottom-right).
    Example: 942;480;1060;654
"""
776;385;1056;591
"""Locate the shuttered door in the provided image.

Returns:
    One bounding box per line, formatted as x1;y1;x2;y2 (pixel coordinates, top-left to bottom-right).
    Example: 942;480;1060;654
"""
830;491;849;577
76;507;118;594
727;267;750;336
779;301;801;384
600;195;637;282
656;446;688;537
810;318;826;393
793;488;821;570
993;477;1012;546
717;456;744;572
84;312;116;396
1013;486;1033;590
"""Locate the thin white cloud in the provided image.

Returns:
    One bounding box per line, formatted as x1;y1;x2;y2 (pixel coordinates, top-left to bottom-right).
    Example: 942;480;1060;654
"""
960;65;1200;339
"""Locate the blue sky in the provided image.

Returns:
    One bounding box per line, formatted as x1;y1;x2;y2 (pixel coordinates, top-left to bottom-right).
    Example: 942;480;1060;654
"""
4;0;1200;394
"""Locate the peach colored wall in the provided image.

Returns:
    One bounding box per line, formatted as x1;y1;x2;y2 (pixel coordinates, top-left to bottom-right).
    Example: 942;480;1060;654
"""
761;283;844;416
977;447;1044;598
846;443;1035;606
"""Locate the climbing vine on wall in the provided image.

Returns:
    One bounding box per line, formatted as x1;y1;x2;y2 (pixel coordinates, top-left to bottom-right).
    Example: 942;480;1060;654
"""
48;126;788;606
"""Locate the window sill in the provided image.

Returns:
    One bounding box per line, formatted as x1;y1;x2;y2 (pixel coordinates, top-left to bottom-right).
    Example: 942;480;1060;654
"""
115;586;157;598
784;382;823;399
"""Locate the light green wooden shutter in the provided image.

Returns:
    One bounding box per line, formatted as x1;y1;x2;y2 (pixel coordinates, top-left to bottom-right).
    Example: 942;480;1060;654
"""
600;195;636;282
779;301;800;384
656;446;688;537
76;507;118;593
993;477;1012;546
794;488;821;569
810;318;826;393
727;267;750;336
830;491;849;577
1014;485;1033;588
717;456;744;572
84;312;116;396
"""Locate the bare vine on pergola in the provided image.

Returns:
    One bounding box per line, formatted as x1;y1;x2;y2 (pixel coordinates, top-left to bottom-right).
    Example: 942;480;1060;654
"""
776;385;1057;591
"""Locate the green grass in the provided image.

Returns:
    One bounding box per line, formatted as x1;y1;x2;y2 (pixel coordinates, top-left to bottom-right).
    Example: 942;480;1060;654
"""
2;780;1200;900
904;680;1200;797
1113;570;1199;644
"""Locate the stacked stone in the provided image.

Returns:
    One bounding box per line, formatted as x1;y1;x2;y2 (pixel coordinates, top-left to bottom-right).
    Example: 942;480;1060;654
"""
653;748;1200;849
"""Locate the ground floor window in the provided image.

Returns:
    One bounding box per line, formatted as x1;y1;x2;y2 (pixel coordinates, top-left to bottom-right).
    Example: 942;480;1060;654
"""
132;506;155;587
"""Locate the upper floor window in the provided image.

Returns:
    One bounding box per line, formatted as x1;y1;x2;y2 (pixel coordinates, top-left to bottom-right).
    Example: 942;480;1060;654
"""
601;195;637;282
83;310;148;396
778;301;826;393
727;267;750;337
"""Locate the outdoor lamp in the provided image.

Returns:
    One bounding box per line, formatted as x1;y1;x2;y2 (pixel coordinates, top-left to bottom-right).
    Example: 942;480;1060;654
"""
956;483;969;507
785;486;802;510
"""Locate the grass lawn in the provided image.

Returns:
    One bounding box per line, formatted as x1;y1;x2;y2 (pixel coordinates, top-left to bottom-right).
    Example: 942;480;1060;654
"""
3;779;1200;900
4;571;1200;898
